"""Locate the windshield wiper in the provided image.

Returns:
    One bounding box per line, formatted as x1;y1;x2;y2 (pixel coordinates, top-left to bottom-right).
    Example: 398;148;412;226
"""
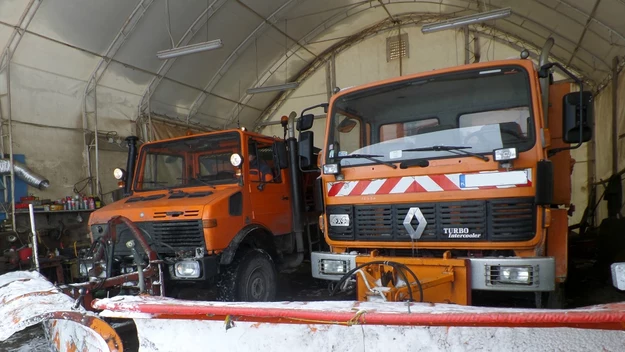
176;177;216;189
402;145;489;162
138;181;170;191
336;154;397;169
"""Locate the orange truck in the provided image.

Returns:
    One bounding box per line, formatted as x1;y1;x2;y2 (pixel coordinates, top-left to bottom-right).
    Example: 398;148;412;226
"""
307;40;593;307
86;117;321;301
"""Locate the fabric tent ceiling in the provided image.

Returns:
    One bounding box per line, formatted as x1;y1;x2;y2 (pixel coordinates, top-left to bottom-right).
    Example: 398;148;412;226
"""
1;0;624;130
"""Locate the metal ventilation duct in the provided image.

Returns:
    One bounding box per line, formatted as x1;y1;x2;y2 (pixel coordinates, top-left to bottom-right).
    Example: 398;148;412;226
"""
0;159;50;190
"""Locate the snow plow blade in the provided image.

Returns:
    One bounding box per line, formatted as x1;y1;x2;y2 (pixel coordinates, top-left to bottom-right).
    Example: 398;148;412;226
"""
4;269;625;351
0;271;122;352
94;296;625;352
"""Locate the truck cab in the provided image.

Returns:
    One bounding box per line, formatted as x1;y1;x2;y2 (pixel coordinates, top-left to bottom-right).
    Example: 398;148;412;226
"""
308;57;592;307
87;127;314;301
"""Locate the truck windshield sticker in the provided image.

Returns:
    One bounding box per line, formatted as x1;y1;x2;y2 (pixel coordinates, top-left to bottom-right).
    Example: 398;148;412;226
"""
389;150;402;159
459;170;528;188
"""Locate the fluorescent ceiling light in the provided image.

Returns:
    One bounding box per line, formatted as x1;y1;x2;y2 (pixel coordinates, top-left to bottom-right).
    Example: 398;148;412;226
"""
157;39;223;59
421;8;511;34
247;82;299;94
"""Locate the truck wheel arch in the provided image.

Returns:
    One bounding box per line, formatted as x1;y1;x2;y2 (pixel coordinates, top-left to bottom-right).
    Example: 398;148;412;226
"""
219;225;277;265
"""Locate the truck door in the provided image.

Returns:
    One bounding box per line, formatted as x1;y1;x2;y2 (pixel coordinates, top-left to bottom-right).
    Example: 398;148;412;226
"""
247;139;293;235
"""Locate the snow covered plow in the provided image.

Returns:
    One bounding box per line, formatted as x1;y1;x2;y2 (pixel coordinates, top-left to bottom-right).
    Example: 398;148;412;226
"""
94;297;625;351
3;267;625;352
0;271;122;352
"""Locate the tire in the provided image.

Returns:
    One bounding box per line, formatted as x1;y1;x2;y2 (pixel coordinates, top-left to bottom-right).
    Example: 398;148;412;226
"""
217;249;277;302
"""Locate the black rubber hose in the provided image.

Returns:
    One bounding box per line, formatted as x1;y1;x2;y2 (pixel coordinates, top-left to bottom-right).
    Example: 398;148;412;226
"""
330;260;422;302
393;262;424;303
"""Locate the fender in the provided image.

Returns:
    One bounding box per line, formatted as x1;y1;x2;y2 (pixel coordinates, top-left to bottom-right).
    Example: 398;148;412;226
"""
219;224;275;265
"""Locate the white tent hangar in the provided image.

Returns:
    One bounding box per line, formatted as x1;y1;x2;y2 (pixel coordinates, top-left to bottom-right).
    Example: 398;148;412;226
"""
0;0;624;226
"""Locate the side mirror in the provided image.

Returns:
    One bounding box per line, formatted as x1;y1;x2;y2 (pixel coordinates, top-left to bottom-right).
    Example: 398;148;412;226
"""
164;156;178;164
272;141;288;169
297;114;315;132
338;118;358;133
562;91;593;144
299;131;314;168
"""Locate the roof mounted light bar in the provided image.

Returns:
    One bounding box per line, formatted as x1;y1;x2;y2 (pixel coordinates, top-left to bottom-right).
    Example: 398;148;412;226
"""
247;82;299;94
421;8;511;34
156;39;223;59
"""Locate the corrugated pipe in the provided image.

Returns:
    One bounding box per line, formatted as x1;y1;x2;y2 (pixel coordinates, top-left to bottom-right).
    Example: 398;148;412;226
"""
0;159;50;189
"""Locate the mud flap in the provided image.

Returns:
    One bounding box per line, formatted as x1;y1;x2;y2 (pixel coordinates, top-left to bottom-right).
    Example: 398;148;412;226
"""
0;271;123;352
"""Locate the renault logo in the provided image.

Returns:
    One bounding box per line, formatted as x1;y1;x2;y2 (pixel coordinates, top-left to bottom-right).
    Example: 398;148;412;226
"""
403;207;427;240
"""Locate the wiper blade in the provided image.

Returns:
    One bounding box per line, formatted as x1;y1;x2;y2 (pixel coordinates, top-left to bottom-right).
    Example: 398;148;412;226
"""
176;177;216;189
402;145;488;162
337;154;397;169
139;181;169;190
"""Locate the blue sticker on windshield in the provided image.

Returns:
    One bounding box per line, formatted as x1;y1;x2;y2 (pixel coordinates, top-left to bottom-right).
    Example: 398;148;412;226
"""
459;175;466;188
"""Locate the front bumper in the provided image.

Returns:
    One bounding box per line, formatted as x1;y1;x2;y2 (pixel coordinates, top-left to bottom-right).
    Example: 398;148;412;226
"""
311;252;555;292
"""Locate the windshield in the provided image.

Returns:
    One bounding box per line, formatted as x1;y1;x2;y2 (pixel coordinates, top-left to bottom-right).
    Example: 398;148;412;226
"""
134;132;241;191
326;66;535;166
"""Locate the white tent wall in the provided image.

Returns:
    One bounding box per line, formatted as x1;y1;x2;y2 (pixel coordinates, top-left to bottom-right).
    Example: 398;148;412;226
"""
0;0;622;226
619;69;625;224
591;67;625;224
3;26;137;200
591;81;613;223
570;136;589;227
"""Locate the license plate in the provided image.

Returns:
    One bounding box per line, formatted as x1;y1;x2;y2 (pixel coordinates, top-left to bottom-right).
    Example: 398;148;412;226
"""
329;214;350;227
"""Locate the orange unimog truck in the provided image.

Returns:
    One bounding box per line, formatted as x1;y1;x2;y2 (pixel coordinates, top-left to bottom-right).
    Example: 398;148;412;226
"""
308;40;593;308
86;116;320;301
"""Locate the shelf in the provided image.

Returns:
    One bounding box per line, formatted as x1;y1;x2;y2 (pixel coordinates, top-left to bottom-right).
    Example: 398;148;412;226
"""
13;209;96;214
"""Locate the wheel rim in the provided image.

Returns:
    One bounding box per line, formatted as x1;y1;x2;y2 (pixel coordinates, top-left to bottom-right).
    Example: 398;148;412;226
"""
246;267;267;301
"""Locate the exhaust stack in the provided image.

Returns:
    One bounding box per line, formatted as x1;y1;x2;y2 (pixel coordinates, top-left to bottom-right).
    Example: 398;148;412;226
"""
539;38;555;126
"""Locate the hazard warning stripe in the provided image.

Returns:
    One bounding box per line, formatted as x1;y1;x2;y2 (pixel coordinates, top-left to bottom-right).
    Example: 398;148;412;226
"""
327;169;532;197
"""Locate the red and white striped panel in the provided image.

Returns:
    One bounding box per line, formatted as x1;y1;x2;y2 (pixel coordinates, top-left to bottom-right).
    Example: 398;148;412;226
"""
327;169;532;197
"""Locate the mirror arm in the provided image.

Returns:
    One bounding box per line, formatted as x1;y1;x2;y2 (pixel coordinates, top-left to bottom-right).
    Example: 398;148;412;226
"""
543;62;586;157
301;103;329;117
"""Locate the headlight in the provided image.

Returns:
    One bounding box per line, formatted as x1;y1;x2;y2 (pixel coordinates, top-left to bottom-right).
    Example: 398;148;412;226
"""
496;266;532;285
493;147;518;161
323;163;340;175
174;261;201;278
319;259;350;275
230;153;242;167
113;168;126;180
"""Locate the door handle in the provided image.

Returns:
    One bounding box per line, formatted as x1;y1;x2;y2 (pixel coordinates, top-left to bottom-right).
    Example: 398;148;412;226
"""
282;196;289;200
